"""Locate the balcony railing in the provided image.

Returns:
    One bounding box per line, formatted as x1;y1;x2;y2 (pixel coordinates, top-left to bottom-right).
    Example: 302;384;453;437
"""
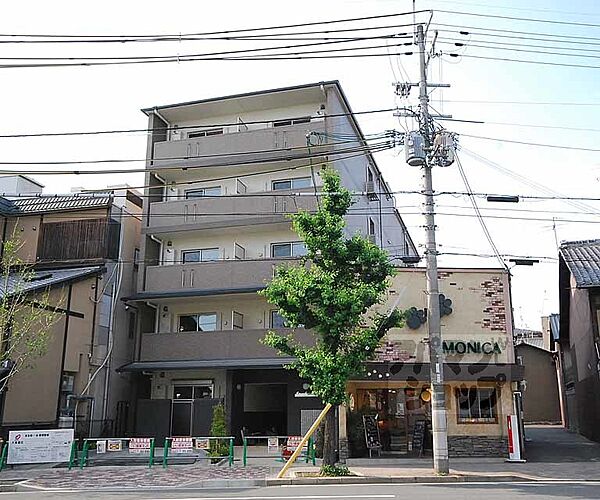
140;328;314;362
144;258;301;293
152;122;327;168
145;193;318;233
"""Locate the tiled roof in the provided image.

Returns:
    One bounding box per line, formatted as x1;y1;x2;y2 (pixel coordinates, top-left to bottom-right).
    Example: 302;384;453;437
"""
0;266;102;299
11;194;112;214
515;337;547;351
0;197;17;216
560;239;600;288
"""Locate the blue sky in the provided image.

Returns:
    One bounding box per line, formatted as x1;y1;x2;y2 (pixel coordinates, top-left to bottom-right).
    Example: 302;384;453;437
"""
0;0;598;328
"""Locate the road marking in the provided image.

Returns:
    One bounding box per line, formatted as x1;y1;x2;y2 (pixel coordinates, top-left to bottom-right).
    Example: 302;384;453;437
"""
150;496;395;500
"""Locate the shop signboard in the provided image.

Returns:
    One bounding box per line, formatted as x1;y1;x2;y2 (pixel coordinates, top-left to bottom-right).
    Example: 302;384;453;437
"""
362;415;381;456
96;440;107;454
7;429;74;464
195;438;210;450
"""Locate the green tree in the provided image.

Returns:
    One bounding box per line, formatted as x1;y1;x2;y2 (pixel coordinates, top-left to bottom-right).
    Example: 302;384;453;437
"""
0;235;60;394
208;402;229;462
261;168;404;467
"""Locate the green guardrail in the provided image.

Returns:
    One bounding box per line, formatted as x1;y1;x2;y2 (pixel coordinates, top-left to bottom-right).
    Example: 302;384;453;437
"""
0;442;7;472
162;436;234;468
79;437;156;469
67;439;79;470
242;435;315;466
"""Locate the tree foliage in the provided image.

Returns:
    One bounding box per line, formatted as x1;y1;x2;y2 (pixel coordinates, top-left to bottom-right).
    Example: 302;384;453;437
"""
261;168;404;405
0;234;60;393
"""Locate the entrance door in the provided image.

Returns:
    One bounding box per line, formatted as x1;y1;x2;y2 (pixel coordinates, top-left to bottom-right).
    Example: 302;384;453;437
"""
171;400;193;436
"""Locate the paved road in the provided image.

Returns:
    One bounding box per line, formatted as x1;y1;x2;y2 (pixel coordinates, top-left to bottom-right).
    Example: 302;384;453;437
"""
2;482;600;499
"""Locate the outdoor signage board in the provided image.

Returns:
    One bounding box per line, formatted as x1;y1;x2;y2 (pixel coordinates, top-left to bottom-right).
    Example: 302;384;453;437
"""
7;429;74;464
362;415;382;452
96;440;107;454
129;438;152;454
171;437;194;454
195;438;210;450
267;437;280;454
107;439;122;452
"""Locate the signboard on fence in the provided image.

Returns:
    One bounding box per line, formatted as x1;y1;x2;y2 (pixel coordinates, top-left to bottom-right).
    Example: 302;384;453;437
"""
96;440;107;454
7;429;74;465
171;437;194;454
195;438;210;450
286;436;305;452
107;439;122;452
129;438;152;455
268;437;279;455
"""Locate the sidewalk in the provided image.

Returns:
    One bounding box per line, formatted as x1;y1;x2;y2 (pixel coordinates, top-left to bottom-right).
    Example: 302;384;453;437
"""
0;425;597;491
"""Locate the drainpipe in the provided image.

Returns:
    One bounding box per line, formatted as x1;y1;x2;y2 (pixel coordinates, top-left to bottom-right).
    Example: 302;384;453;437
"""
56;283;73;423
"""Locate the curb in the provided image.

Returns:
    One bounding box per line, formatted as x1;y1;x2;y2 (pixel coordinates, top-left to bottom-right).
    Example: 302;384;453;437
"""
266;475;532;486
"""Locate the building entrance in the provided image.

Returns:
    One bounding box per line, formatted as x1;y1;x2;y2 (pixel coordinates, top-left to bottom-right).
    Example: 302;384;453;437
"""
355;387;431;455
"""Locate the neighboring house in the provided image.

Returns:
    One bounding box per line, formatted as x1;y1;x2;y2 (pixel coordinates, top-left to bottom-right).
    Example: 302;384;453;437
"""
0;176;142;437
558;239;600;442
121;81;418;444
514;328;561;424
346;267;522;458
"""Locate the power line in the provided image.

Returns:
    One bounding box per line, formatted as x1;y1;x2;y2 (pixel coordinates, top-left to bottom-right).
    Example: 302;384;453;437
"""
435;28;600;48
460;134;600;152
0;10;430;40
438;36;600;55
444;52;600;70
440;99;600;106
436;9;600;28
0;107;399;139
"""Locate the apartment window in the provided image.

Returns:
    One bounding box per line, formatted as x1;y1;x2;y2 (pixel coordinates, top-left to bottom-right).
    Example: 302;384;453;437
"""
182;248;220;263
173;383;213;400
185;186;222;199
272;177;312;191
232;311;244;330
271;310;288;329
368;218;376;236
178;313;218;332
273;116;311;127
456;388;498;423
271;242;307;258
187;128;223;138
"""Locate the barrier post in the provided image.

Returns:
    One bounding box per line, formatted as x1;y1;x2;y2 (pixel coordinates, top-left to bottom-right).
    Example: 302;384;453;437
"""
79;440;90;469
149;438;155;468
0;442;7;472
242;437;247;466
67;440;78;470
162;438;171;469
228;437;234;467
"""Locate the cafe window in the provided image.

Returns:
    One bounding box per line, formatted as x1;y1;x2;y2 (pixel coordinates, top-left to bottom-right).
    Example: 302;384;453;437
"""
271;241;307;258
181;248;220;263
178;313;218;332
272;177;312;191
185;186;222;199
456;387;498;423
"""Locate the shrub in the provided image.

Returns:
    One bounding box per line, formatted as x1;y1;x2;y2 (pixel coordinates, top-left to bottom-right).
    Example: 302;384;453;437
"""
209;403;229;462
320;464;351;476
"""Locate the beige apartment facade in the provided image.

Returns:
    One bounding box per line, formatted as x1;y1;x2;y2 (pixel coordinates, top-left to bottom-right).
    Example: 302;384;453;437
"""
123;81;418;443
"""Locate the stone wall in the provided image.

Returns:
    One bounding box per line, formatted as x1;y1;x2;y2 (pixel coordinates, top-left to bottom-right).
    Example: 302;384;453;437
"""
448;435;507;457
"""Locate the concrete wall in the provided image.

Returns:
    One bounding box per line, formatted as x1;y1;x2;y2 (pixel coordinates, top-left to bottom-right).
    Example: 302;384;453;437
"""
516;344;561;423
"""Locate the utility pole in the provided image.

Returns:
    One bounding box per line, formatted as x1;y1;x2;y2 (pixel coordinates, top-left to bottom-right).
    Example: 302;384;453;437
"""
417;23;449;476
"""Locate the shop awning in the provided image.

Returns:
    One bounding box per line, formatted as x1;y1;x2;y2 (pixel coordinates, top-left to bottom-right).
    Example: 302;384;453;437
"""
122;286;264;302
360;362;525;382
118;357;295;372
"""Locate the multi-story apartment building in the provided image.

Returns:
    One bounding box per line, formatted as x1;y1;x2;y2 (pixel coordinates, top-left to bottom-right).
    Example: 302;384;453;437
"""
122;81;417;442
0;175;141;437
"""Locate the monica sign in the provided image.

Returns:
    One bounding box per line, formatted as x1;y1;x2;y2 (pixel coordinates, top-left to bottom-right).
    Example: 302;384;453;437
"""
442;340;502;355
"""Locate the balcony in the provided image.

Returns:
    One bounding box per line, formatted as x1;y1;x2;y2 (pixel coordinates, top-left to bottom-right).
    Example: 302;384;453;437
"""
140;328;314;362
143;258;300;293
152;122;327;169
145;193;318;233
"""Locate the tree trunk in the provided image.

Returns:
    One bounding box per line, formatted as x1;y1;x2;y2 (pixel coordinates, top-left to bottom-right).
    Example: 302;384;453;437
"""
322;405;338;466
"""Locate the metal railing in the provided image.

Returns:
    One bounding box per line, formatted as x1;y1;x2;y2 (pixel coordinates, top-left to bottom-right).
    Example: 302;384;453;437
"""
78;437;156;469
162;436;234;468
242;435;315;466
